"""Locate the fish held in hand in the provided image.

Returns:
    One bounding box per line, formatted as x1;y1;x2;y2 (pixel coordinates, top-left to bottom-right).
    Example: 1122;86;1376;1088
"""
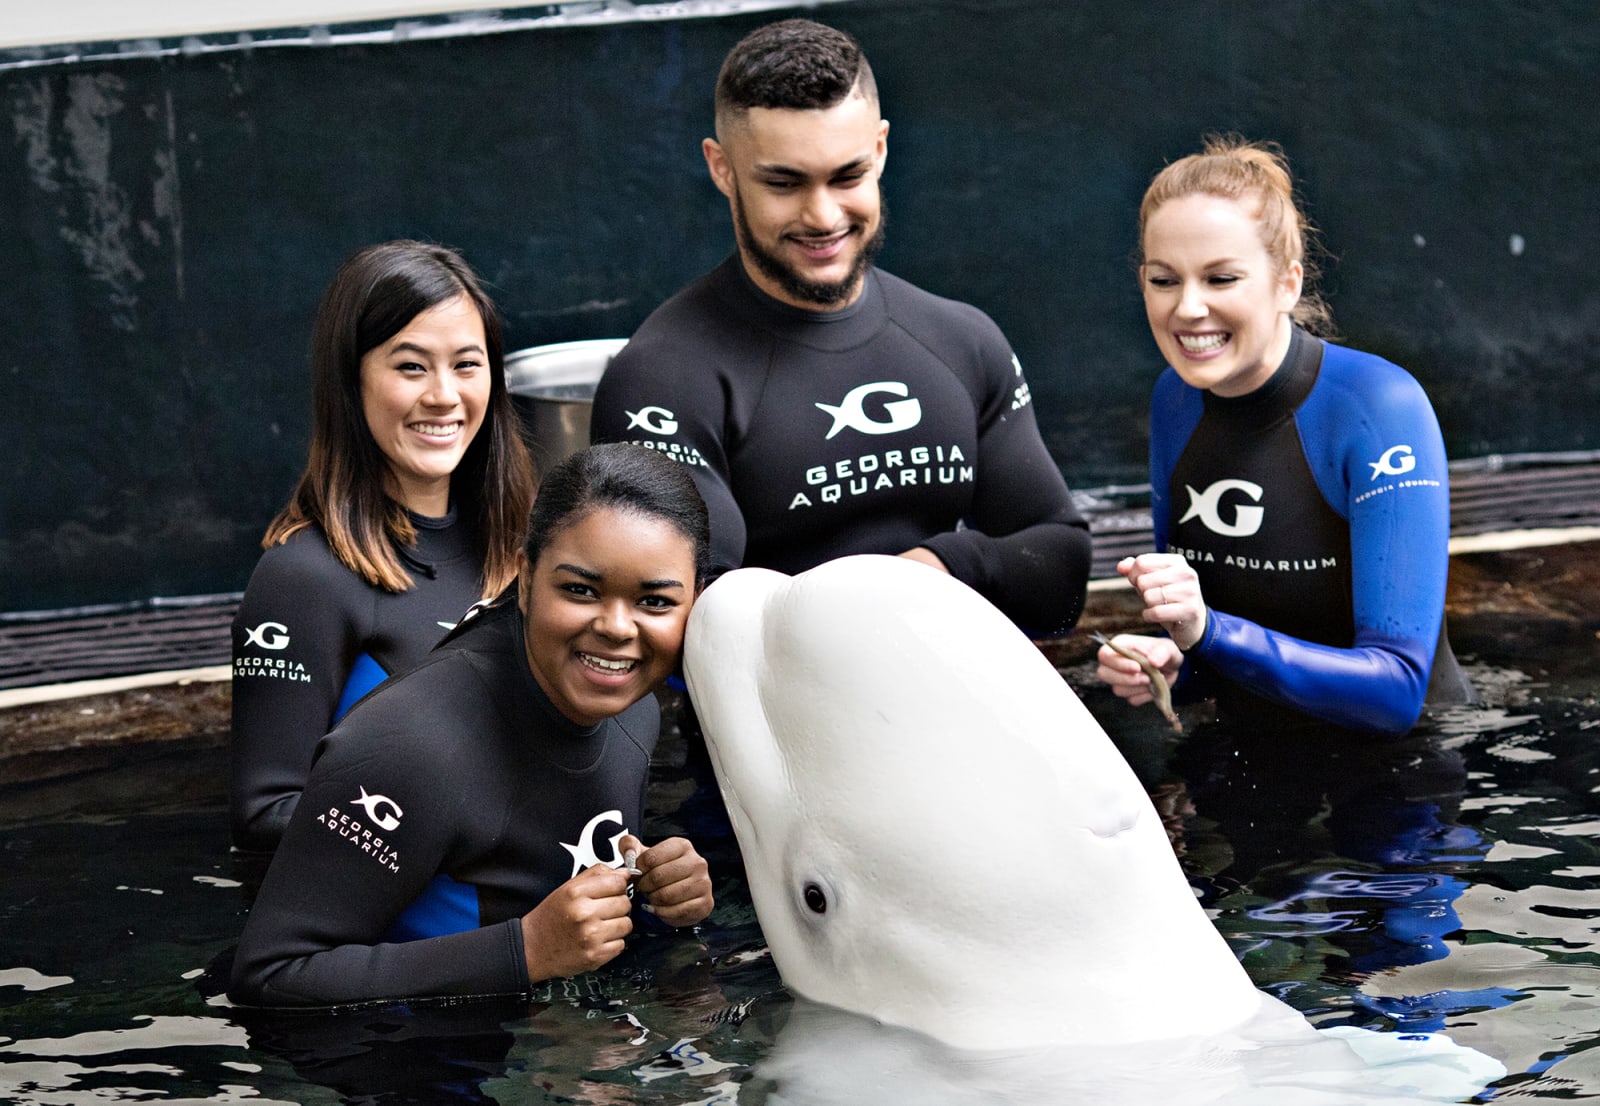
1093;632;1182;733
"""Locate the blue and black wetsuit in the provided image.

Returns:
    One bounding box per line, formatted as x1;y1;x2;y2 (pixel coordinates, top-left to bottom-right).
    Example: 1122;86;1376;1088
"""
228;594;660;1007
591;257;1091;636
1151;327;1471;733
230;509;485;852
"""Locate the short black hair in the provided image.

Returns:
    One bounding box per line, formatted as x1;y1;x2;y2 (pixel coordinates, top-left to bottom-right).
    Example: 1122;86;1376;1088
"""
714;18;877;119
524;444;711;586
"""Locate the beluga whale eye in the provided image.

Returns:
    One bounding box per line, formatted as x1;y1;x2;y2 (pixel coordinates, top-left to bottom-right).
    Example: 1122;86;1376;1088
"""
803;882;827;914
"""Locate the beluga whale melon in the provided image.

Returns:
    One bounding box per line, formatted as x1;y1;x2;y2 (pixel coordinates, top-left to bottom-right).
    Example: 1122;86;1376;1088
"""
683;554;1505;1103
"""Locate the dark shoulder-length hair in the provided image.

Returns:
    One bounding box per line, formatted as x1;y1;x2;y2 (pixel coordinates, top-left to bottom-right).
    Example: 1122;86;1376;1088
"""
263;240;536;596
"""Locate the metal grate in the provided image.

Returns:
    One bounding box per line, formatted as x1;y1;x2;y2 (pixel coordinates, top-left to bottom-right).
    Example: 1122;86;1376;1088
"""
1446;459;1600;537
4;458;1599;692
1;596;239;691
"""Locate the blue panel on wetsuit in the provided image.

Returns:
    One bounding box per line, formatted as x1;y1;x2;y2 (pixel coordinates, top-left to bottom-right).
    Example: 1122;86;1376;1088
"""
333;651;388;722
385;873;481;941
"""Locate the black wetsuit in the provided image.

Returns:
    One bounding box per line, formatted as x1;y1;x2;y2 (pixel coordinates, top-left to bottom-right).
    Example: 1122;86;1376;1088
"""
228;594;659;1007
591;257;1091;635
1151;328;1470;733
230;511;485;852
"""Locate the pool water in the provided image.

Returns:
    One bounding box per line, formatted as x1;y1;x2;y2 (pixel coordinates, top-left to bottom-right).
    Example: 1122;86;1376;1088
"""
2;606;1597;1103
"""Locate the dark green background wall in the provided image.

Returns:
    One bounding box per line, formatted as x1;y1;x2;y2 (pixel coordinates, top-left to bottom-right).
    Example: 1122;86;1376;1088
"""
3;0;1595;611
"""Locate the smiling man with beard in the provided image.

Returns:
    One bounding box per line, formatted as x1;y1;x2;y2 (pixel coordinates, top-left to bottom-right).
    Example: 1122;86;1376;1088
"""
592;19;1090;635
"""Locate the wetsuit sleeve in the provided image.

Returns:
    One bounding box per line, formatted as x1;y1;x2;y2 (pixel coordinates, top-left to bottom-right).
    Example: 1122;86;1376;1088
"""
228;721;527;1006
591;341;747;579
917;333;1091;636
230;541;369;852
1147;371;1214;702
1187;362;1451;733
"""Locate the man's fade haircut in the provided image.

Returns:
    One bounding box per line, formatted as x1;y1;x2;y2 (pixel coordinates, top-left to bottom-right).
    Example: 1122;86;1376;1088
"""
714;19;877;127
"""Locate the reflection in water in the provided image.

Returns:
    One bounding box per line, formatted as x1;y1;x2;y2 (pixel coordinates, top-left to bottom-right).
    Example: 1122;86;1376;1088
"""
1153;725;1522;1034
230;995;519;1105
1095;652;1600;1100
743;995;1504;1106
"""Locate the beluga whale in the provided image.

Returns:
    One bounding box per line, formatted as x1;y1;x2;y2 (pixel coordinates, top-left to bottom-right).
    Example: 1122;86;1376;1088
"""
683;555;1505;1103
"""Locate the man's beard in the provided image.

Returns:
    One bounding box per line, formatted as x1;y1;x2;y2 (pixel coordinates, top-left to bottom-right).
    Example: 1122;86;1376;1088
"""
733;186;887;308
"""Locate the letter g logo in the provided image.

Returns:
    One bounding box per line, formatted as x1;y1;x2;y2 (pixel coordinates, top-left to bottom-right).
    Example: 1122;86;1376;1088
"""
245;622;291;650
814;382;923;440
626;406;679;436
560;809;629;877
352;786;403;832
1368;444;1416;480
1180;479;1265;538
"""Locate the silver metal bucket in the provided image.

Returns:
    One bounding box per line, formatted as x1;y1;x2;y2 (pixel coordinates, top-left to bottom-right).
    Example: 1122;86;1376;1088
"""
505;338;628;473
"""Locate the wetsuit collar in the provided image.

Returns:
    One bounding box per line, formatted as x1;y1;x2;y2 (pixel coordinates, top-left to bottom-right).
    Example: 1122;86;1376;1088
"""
720;255;888;353
1200;325;1323;431
409;501;459;529
396;501;473;580
439;594;610;747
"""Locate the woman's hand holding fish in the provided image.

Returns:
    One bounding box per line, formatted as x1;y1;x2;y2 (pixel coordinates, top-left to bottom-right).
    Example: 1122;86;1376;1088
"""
1118;554;1208;651
1096;633;1183;710
619;833;714;928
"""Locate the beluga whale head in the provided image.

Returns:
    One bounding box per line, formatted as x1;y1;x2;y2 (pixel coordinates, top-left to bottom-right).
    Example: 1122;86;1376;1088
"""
684;556;1508;1101
682;554;1265;1050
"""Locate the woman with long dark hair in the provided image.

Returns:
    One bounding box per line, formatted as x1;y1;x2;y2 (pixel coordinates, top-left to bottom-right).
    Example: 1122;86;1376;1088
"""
230;241;536;852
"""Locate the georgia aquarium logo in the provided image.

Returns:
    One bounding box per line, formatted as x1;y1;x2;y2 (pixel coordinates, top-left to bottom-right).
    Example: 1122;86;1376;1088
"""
1369;444;1416;479
1181;479;1265;538
351;787;404;832
244;622;291;650
814;382;923;440
626;406;680;436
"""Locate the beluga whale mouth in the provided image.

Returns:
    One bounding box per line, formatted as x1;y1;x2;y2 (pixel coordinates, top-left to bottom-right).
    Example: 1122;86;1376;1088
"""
682;555;1505;1101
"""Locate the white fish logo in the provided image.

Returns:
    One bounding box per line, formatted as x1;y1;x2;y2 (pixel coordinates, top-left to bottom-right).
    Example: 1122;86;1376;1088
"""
560;809;630;877
814;382;922;440
1180;479;1265;538
627;406;679;436
244;622;290;650
351;787;403;832
1369;444;1416;480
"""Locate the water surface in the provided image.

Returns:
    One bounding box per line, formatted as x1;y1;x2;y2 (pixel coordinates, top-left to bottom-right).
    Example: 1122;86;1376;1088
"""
2;605;1596;1103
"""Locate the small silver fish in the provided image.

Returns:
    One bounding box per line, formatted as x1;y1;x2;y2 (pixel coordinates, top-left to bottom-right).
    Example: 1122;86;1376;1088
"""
1091;632;1182;733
